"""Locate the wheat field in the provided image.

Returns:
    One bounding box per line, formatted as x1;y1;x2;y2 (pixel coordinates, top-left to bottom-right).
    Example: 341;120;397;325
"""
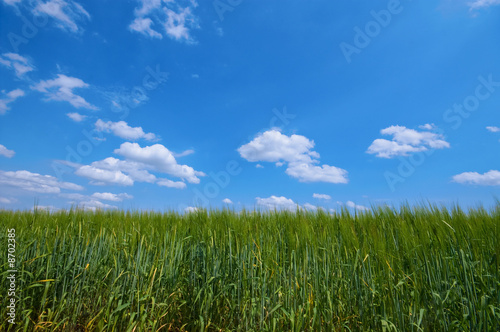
0;204;499;331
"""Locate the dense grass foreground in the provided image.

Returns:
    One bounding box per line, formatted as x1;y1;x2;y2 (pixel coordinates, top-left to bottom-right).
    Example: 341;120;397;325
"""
0;205;499;331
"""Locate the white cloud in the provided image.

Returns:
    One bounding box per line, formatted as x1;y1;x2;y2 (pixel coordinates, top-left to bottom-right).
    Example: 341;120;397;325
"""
129;0;199;43
0;197;13;204
313;193;331;200
32;0;90;33
367;139;425;158
380;126;448;147
0;170;83;194
238;129;348;184
486;126;500;133
164;6;197;41
157;178;186;189
95;119;157;141
91;192;133;202
173;149;195;157
256;195;297;211
75;165;134;186
345;200;369;211
469;0;500;9
238;129;318;164
31;74;97;109
285;162;348;184
367;125;450;158
89;157;157;183
129;17;163;39
2;0;22;5
76;200;117;211
0;89;25;115
73;143;204;189
418;123;436;130
452;170;500;186
337;200;369;211
114;142;205;183
303;203;317;210
222;198;233;204
34;205;59;211
59;192;86;200
256;164;264;168
0;144;15;158
134;0;161;16
0;53;35;78
66;112;87;122
185;206;198;213
59;192;128;209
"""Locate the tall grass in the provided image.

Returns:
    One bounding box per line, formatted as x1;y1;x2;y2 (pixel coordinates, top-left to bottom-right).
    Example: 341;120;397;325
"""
0;204;499;331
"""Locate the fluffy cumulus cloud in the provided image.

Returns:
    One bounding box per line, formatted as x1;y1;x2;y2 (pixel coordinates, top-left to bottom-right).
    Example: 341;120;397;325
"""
74;157;152;186
129;0;199;43
75;200;117;211
302;203;317;211
0;144;15;158
185;206;198;213
452;170;500;186
469;0;500;9
257;195;330;211
0;170;83;194
337;200;369;211
285;162;348;183
91;192;133;202
114;142;205;183
31;74;97;109
345;201;369;211
418;123;435;130
0;89;25;115
486;126;500;133
238;130;318;164
95;119;158;141
238;129;348;184
75;165;134;186
73;142;204;188
59;192;132;210
313;193;331;200
157;178;186;189
66;112;87;122
367;124;450;158
32;0;91;33
256;195;297;211
222;198;233;204
0;53;35;78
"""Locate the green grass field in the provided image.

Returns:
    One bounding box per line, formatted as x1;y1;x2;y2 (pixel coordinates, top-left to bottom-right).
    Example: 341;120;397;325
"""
1;204;499;331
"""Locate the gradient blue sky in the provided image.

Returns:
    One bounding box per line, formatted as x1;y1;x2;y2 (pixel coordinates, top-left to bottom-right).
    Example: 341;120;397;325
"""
1;0;499;212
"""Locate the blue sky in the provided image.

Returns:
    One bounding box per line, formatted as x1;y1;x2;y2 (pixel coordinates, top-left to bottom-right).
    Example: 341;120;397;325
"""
0;0;499;212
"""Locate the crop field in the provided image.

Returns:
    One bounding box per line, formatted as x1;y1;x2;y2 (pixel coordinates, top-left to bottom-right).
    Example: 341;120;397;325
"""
0;204;499;331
